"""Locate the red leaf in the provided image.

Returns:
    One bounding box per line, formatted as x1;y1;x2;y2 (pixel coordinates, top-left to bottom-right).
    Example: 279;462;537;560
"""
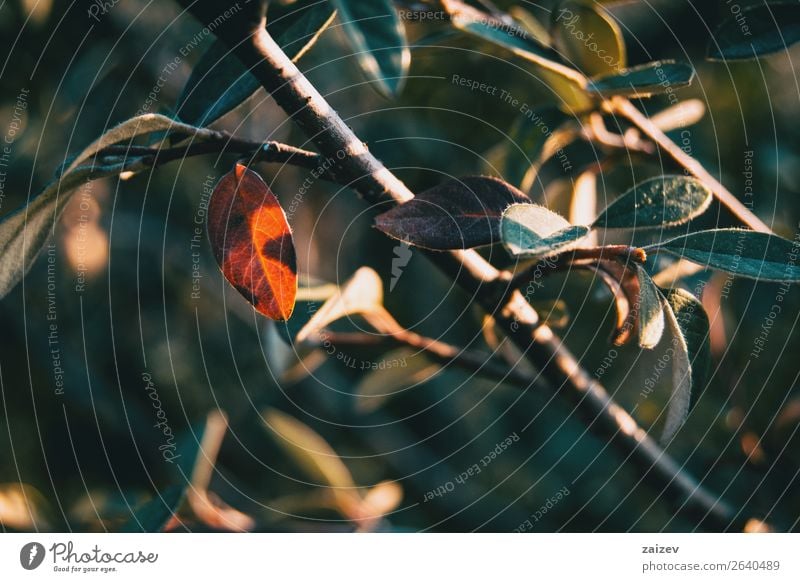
207;164;297;321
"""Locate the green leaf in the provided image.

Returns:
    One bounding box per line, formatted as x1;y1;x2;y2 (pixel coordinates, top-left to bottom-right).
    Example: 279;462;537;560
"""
708;2;800;61
331;0;409;97
662;287;711;411
176;0;336;126
442;0;588;87
635;266;665;349
650;229;800;282
375;176;530;250
587;61;695;97
552;0;626;77
593;176;713;230
0;114;195;300
659;288;710;442
119;486;184;532
501;203;590;258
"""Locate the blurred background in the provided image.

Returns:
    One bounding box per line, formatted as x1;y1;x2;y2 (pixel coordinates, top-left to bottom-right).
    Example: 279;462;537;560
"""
1;0;799;532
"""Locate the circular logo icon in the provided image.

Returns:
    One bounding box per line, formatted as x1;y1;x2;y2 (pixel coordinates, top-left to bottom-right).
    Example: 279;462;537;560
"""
19;542;45;570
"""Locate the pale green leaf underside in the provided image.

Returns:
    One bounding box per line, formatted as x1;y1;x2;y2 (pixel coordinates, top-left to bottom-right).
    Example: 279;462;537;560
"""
501;203;590;258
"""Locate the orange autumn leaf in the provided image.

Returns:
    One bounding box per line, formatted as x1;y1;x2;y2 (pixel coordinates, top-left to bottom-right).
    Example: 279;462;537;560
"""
208;163;297;320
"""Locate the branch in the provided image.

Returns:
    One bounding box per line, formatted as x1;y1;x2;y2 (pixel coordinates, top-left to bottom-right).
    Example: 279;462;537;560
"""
303;330;543;391
178;0;746;530
608;97;771;234
95;134;333;179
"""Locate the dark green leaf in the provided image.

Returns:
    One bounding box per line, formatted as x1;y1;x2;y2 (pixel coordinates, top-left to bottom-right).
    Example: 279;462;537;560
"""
331;0;409;97
708;2;800;61
593;176;713;230
119;486;184;532
659;288;710;442
650;229;800;282
587;61;695;97
375;176;530;250
501;203;590;258
0;114;197;299
176;0;336;126
635;266;665;349
662;287;711;412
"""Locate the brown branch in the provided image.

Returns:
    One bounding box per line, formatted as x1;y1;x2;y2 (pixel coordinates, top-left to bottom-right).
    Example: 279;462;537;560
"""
608;97;771;233
306;330;543;391
95;135;332;179
177;0;745;530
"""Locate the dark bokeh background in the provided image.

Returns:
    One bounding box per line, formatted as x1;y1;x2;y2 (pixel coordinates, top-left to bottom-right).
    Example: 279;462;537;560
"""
1;0;799;531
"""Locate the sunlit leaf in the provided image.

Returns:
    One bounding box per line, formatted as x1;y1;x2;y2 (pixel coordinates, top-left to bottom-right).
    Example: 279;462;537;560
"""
374;176;530;250
552;0;626;77
487;107;569;189
263;408;361;516
0;483;52;531
593;176;713;230
119;486;185;533
442;0;588;86
501;203;589;258
635;266;665;349
360;480;403;518
207;163;297;321
186;411;254;532
264;408;356;489
659;297;692;443
588;264;633;345
331;0;409;97
708;2;800;61
570;171;599;246
662;287;711;412
0;113;204;300
296;267;384;342
355;349;441;412
587;61;695;97
658;288;710;442
177;0;336;126
649;229;800;282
